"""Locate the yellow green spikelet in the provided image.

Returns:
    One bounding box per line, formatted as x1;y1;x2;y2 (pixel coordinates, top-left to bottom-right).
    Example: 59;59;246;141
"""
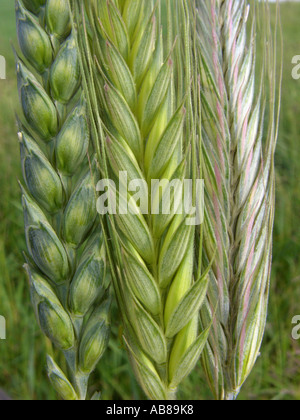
75;0;210;399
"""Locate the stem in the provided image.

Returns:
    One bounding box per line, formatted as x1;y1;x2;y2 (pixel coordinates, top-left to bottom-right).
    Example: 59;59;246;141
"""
73;373;89;401
224;391;239;401
223;374;240;401
64;347;89;400
166;388;177;400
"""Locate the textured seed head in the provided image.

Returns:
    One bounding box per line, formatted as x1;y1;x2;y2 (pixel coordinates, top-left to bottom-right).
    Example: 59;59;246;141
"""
22;0;46;15
27;266;75;350
104;82;142;162
169;323;210;389
140;57;173;136
164;241;194;330
123;246;161;317
17;0;107;400
122;0;143;43
20;132;63;213
125;295;167;365
151;161;186;238
136;29;163;116
69;249;105;317
50;33;81;104
105;135;148;205
47;356;78;401
79;0;202;399
16;0;52;73
124;329;167;400
79;298;111;374
169;317;198;382
129;13;156;87
26;222;70;284
63;171;98;247
158;215;193;288
26;264;60;306
21;185;49;227
80;229;104;260
115;205;155;265
55;100;89;176
196;0;279;399
45;0;71;40
103;41;137;111
38;300;75;350
17;59;58;141
165;267;209;340
145;105;185;181
97;0;130;59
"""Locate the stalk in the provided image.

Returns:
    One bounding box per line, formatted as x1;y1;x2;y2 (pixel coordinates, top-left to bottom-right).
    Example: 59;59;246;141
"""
15;0;110;400
74;0;210;400
195;0;281;400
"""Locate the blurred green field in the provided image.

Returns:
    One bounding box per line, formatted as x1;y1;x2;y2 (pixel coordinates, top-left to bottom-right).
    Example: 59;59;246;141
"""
0;1;299;400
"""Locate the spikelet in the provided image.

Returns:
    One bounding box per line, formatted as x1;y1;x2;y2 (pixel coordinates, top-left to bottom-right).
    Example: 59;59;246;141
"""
16;0;110;400
74;0;210;399
195;0;280;400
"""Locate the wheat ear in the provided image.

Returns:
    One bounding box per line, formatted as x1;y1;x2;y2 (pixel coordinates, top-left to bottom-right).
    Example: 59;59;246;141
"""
73;0;210;400
16;0;110;400
196;0;281;400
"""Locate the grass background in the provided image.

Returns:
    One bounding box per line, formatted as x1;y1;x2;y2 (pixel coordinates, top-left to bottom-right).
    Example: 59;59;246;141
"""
0;0;299;400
